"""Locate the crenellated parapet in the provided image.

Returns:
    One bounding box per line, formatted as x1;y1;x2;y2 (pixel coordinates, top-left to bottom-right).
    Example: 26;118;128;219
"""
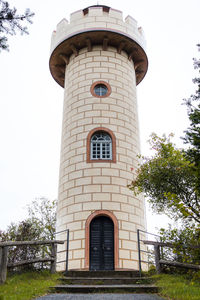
49;5;148;87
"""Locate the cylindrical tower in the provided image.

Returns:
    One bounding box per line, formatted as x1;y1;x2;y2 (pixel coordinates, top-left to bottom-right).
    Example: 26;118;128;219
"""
50;5;148;271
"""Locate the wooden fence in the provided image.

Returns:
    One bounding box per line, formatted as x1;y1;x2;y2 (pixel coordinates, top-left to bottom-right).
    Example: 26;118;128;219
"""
143;240;200;273
0;240;64;284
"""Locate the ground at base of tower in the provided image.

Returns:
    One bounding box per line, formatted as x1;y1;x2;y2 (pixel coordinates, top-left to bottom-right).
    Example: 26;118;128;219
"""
37;294;165;300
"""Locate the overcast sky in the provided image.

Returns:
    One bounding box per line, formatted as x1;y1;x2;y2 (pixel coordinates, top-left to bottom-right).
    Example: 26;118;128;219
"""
0;0;199;232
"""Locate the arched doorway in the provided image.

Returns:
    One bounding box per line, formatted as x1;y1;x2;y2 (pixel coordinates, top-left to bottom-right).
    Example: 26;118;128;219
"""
85;210;119;270
90;216;114;270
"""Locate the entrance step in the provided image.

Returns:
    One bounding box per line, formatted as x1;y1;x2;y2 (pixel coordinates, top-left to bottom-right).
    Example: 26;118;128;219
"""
64;270;140;278
60;277;153;285
51;271;158;294
52;284;159;294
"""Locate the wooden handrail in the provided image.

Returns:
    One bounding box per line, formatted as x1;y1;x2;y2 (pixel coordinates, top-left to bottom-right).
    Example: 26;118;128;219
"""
160;259;200;270
143;240;200;249
8;257;54;268
0;240;64;247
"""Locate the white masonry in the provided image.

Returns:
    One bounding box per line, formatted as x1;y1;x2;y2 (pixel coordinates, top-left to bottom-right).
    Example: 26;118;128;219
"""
49;5;148;271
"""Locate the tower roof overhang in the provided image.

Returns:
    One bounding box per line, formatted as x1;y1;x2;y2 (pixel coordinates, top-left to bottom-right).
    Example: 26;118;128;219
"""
49;28;148;88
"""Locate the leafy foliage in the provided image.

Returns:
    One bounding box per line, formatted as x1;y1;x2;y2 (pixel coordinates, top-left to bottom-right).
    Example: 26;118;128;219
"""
129;46;200;270
129;133;200;224
27;197;57;241
183;44;200;193
129;46;200;225
0;220;41;268
0;0;34;51
159;226;200;266
0;198;57;270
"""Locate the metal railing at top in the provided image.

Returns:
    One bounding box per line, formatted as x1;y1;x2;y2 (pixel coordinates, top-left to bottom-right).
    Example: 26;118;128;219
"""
54;229;69;273
137;229;161;277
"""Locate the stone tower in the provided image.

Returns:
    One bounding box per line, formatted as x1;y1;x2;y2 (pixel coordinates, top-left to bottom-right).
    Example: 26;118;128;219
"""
49;5;148;271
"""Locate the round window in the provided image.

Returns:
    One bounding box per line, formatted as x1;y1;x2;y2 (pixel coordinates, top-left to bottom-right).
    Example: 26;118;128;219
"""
90;81;111;98
94;84;108;96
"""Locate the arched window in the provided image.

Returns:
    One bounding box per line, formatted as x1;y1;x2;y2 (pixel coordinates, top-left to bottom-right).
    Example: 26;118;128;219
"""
87;127;116;163
91;131;112;160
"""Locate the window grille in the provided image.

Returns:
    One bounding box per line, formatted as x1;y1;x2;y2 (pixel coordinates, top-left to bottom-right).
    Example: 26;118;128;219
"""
94;84;108;96
91;132;112;160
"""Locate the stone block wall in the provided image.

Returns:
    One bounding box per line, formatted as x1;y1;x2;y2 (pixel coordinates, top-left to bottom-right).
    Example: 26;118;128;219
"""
56;45;146;271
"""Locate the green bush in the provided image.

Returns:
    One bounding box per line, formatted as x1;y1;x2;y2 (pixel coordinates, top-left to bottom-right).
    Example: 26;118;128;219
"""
0;198;57;271
159;225;200;268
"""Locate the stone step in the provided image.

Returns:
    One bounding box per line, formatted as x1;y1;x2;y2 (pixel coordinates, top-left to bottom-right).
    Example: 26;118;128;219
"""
52;284;159;294
61;277;152;285
64;270;140;278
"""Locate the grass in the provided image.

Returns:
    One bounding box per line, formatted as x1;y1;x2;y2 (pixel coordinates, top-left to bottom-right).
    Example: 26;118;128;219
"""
153;273;200;300
0;270;62;300
1;270;200;300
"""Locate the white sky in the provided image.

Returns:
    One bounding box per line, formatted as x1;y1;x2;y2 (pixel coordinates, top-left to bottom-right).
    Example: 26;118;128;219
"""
0;0;199;232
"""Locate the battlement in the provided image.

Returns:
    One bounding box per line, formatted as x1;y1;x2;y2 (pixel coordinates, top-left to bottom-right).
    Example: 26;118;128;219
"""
50;6;146;54
49;5;148;88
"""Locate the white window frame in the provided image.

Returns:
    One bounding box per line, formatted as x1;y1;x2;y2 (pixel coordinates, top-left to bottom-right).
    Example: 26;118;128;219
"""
90;132;112;160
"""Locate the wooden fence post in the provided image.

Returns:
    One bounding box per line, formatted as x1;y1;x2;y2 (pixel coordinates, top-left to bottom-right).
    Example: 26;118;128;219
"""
0;247;2;283
154;245;162;274
0;246;8;284
50;243;57;274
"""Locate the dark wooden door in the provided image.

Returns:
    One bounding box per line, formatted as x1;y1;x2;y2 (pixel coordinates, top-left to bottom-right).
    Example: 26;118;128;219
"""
90;216;114;271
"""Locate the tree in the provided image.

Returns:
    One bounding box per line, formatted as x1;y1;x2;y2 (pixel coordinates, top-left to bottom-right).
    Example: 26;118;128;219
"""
129;133;200;224
0;197;57;270
0;220;42;268
27;197;57;241
0;0;34;51
159;225;200;266
0;197;57;242
129;46;200;225
183;44;200;193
